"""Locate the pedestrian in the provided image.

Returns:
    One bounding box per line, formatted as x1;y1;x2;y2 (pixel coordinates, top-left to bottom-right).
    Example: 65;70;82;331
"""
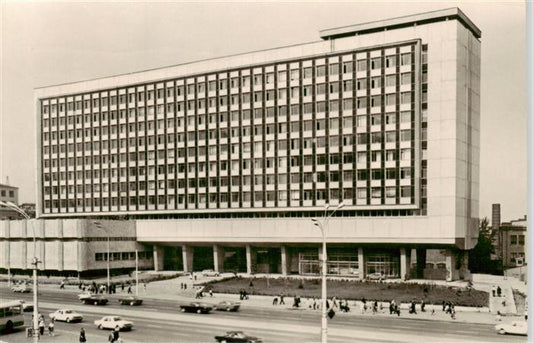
39;318;45;336
113;327;120;342
421;300;426;312
497;286;502;297
60;280;65;289
280;293;285;305
127;285;132;294
442;300;446;311
121;282;125;292
209;289;213;297
272;296;279;305
492;285;496;297
312;298;317;310
79;328;87;343
184;283;187;290
143;282;147;291
48;319;55;336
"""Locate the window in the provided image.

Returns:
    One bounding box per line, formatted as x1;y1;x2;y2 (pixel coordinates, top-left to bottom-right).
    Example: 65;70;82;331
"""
385;55;397;68
371;58;381;70
400;92;412;104
316;65;326;77
385;75;396;88
356;59;367;71
400;53;412;66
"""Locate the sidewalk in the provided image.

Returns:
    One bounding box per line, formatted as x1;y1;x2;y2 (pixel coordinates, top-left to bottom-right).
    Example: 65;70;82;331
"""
24;274;519;327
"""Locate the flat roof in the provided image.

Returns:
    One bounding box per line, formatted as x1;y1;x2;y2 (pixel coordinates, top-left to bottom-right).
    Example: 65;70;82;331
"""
0;183;18;189
320;7;481;40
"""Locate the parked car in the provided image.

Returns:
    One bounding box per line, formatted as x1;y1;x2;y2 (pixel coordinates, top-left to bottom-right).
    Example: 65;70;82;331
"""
18;300;33;312
201;269;220;277
214;301;240;312
179;302;212;314
78;293;108;305
214;331;262;343
117;296;143;306
94;316;133;331
495;321;528;336
49;309;84;323
366;272;384;281
11;284;31;293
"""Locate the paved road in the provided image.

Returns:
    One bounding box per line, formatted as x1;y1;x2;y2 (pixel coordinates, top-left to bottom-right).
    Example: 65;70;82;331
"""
0;289;526;343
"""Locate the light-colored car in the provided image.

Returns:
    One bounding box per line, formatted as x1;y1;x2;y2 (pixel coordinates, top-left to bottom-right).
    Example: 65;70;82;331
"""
201;269;220;277
215;301;240;312
495;321;527;335
11;284;31;293
49;309;84;323
94;316;133;331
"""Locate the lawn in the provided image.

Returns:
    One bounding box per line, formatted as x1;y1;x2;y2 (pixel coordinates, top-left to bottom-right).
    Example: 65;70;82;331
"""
207;276;488;307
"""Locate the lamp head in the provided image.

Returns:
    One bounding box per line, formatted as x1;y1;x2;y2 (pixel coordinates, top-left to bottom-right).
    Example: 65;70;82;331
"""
324;204;330;211
337;202;345;209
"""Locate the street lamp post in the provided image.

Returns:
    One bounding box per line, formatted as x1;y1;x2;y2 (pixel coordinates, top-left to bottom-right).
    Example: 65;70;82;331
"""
311;202;344;343
0;201;40;343
94;221;111;293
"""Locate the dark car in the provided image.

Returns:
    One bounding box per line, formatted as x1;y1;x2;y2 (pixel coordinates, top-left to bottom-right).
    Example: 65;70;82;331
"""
214;331;262;343
214;301;240;312
179;302;212;314
78;293;108;305
118;296;143;306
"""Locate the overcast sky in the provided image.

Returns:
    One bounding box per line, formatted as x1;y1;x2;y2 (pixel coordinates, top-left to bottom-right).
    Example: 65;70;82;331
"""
0;1;527;222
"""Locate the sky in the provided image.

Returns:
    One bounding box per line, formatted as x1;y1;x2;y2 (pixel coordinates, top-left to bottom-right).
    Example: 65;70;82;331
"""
0;1;528;222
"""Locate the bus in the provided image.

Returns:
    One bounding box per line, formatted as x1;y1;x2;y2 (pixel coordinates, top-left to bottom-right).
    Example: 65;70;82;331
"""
0;300;24;332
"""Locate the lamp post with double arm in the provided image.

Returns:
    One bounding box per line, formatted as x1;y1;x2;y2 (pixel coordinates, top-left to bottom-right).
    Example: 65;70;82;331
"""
0;200;40;343
311;202;344;343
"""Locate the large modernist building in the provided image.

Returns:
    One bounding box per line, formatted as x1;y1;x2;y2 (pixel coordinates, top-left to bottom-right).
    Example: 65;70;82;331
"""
1;8;480;280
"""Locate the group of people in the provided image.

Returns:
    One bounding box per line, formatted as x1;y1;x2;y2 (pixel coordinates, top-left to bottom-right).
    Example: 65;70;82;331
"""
28;313;54;337
492;285;503;297
239;288;249;300
442;300;456;319
77;280;137;294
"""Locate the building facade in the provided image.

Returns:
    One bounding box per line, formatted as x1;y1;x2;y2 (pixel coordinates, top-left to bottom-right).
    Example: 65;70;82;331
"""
500;216;527;269
0;183;22;220
24;8;480;280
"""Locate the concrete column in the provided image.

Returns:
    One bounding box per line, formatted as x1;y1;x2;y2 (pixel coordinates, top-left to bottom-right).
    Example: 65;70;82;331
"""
357;247;365;280
153;245;164;272
213;244;224;273
400;248;411;280
281;246;288;276
5;221;10;274
182;245;193;273
445;249;459;281
246;245;252;274
58;220;64;271
416;248;427;279
458;250;471;281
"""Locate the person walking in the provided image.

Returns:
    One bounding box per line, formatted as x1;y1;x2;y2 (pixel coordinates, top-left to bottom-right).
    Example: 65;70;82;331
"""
79;328;87;343
48;319;55;336
280;293;285;305
497;286;502;297
39;318;45;336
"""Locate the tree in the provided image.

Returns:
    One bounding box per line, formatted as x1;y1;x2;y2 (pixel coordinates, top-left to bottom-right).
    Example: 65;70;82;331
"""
469;217;500;274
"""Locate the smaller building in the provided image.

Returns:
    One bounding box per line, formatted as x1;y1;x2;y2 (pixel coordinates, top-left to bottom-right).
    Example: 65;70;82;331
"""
500;216;527;269
0;183;22;220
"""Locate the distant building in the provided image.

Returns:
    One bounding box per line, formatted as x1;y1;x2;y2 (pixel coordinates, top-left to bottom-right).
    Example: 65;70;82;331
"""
0;183;22;220
500;215;527;269
19;203;36;219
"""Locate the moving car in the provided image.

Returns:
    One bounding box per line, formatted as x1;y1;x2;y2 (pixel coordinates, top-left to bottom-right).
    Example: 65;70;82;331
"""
214;331;262;343
11;284;31;293
495;321;527;336
18;300;33;312
94;316;133;331
78;293;108;305
49;309;83;323
118;296;143;306
214;301;240;312
179;302;212;314
201;269;220;277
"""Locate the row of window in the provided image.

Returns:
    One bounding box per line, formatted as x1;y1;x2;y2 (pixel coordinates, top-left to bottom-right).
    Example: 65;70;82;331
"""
0;190;15;197
46;185;413;209
42;52;414;115
94;251;153;261
43;83;413;128
509;234;525;245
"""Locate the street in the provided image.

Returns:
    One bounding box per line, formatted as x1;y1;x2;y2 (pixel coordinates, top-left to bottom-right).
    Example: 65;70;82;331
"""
0;288;526;343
